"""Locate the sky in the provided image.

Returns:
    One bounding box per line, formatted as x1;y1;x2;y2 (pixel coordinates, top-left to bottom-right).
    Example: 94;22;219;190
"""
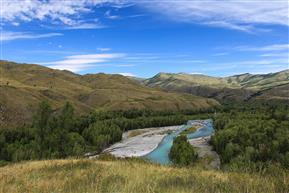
0;0;289;78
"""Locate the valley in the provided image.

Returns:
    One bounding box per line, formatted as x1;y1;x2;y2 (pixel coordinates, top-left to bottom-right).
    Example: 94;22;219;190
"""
0;61;288;193
1;1;288;192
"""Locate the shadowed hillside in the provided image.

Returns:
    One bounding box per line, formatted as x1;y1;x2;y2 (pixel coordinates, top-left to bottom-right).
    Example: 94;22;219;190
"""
0;61;218;128
143;70;289;102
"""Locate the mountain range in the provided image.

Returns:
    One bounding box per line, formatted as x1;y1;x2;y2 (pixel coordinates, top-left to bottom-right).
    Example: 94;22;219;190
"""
0;61;218;128
141;70;289;102
1;60;288;127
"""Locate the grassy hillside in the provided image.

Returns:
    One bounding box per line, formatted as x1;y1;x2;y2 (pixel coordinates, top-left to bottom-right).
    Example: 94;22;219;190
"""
225;70;289;90
0;159;288;193
144;73;232;88
0;61;218;128
143;70;289;102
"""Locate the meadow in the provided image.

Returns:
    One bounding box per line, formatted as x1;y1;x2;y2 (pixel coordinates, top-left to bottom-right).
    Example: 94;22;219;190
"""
0;158;288;193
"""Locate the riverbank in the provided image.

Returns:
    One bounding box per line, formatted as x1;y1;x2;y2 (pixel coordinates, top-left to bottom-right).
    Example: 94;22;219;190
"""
189;136;220;169
100;119;220;169
102;125;182;157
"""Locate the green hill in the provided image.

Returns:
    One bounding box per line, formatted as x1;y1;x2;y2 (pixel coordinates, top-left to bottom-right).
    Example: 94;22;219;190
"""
0;159;287;193
143;70;289;102
0;61;218;128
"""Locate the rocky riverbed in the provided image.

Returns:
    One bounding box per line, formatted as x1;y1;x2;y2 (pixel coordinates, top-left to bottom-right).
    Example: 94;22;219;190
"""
102;126;181;157
189;136;220;169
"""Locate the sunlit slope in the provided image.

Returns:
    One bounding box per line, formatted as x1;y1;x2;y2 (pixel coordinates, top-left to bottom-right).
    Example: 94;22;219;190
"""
225;70;289;90
143;70;289;101
0;159;287;193
0;61;218;127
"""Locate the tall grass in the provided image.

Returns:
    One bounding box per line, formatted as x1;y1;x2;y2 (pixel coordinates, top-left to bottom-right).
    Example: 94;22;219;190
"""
0;159;288;193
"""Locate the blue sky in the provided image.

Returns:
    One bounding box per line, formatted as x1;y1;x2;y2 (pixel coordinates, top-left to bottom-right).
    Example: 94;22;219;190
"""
1;0;288;77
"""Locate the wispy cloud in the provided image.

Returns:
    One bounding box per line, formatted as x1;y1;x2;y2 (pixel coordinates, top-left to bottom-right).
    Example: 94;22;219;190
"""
97;47;111;52
260;52;289;58
235;44;289;52
65;23;106;30
127;14;146;18
40;53;126;72
3;0;287;33
213;52;229;56
1;31;62;41
1;0;127;27
118;72;135;77
226;58;288;66
104;10;121;20
139;0;289;32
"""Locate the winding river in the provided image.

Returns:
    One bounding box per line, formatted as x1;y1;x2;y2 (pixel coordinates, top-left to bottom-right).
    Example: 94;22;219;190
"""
143;119;214;164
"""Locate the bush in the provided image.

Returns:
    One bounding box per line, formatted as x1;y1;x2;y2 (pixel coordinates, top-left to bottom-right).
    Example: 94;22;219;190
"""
169;135;198;166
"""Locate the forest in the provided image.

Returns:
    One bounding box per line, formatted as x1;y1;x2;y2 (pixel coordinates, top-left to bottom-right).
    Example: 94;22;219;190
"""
1;99;288;172
211;101;289;171
0;101;213;163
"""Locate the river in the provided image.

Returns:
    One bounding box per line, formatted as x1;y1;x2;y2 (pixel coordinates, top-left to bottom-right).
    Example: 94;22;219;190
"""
143;119;214;164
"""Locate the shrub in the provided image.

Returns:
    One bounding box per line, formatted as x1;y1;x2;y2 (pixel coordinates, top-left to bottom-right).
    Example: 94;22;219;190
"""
169;135;198;166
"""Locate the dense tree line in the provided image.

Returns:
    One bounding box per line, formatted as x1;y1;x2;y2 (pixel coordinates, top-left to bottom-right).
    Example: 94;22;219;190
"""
211;101;289;170
169;135;198;166
0;101;214;162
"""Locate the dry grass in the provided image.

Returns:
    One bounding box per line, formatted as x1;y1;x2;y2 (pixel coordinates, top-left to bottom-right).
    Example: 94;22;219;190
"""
0;159;288;193
180;124;201;135
127;130;150;138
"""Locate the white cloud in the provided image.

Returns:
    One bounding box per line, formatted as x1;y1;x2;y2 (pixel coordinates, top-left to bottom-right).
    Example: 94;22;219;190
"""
1;0;126;27
118;72;135;77
40;53;126;72
66;23;106;29
1;31;62;41
3;0;287;32
236;44;289;52
104;10;121;19
189;72;203;75
260;52;289;58
138;0;289;31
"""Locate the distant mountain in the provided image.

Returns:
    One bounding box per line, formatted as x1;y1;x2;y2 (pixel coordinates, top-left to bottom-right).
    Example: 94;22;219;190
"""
143;70;289;102
127;76;146;82
225;70;289;90
0;61;218;128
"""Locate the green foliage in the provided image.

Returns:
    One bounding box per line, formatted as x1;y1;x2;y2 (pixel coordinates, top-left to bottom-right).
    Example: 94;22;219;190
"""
211;101;289;170
1;101;213;163
59;102;75;132
169;135;198;166
33;100;52;129
82;122;122;152
1;102;88;161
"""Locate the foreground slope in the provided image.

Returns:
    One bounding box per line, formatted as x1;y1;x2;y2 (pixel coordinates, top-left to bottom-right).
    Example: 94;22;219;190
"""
143;70;289;101
0;61;218;127
0;159;287;193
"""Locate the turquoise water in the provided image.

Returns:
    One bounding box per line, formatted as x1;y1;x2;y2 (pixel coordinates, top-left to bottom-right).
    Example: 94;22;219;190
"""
143;119;214;165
